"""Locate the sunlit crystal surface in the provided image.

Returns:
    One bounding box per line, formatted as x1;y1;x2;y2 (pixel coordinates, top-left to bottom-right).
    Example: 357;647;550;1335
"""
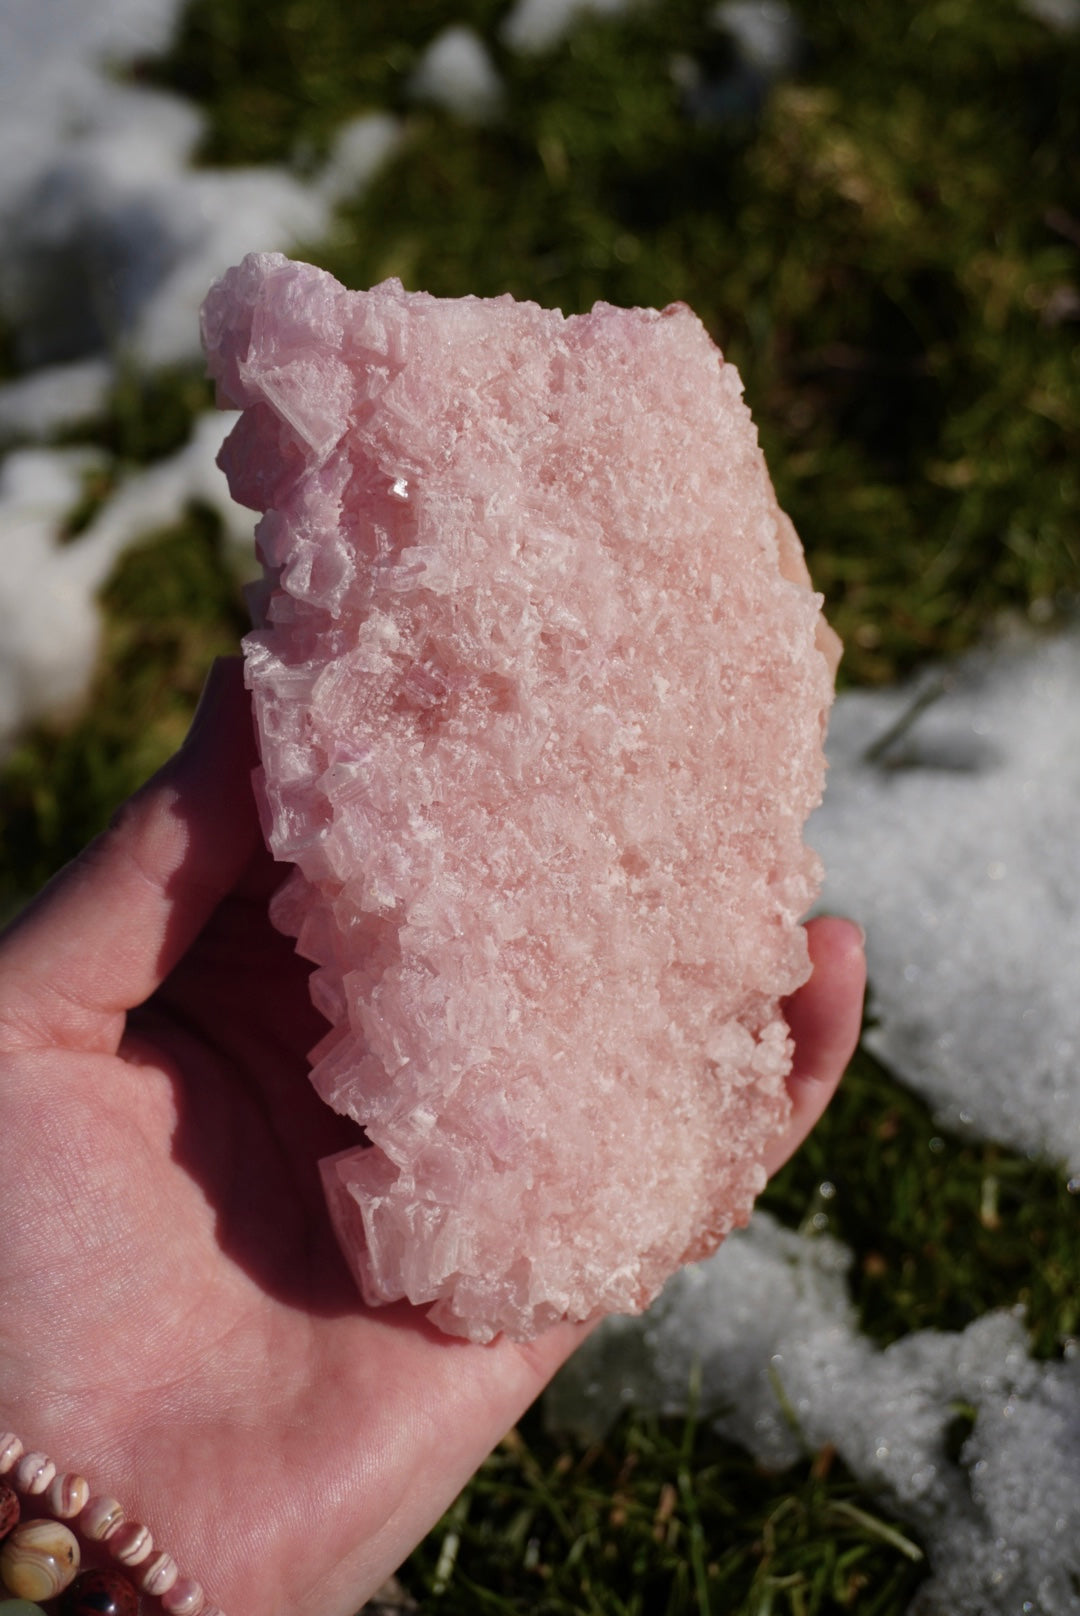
202;252;833;1341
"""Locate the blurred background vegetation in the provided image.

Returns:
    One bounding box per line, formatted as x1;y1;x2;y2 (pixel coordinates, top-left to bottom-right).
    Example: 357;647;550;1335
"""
3;0;1079;1609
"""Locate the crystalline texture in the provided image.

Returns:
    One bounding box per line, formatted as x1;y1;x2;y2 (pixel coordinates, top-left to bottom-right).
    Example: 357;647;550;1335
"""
202;252;833;1342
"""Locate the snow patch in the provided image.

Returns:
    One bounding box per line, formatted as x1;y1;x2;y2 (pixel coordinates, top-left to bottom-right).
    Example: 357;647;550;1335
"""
0;360;114;444
549;1213;1080;1614
318;113;405;206
0;447;112;746
0;413;246;755
0;1;397;384
712;1;800;75
812;627;1080;1170
1021;0;1080;32
0;0;399;744
501;0;640;54
408;27;503;121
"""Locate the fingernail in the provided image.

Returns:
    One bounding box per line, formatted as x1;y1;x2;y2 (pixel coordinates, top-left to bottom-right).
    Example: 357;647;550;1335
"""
816;914;866;947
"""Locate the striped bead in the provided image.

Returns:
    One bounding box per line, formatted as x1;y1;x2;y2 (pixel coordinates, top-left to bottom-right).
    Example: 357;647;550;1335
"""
161;1576;205;1615
107;1521;152;1568
45;1475;88;1522
138;1551;178;1597
0;1442;22;1479
0;1519;80;1600
0;1484;18;1541
11;1457;53;1498
79;1498;124;1543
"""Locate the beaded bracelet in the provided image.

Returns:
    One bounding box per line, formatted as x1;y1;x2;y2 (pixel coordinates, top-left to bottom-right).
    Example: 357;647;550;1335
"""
0;1434;222;1616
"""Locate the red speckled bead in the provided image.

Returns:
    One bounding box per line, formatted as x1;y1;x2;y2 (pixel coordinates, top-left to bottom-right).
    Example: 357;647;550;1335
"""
139;1550;178;1597
161;1575;206;1615
0;1480;19;1539
46;1473;90;1521
107;1521;152;1568
79;1498;124;1543
0;1438;23;1477
13;1453;55;1496
59;1566;139;1616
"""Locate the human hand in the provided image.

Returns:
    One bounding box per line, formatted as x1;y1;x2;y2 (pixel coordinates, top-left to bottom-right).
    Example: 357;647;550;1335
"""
0;660;864;1616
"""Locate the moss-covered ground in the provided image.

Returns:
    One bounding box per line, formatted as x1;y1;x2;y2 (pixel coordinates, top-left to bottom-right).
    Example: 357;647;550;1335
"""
3;0;1079;1608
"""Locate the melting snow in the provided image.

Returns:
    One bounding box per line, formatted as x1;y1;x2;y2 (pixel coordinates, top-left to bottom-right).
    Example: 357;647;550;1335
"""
0;0;398;409
712;1;800;75
408;26;504;121
0;0;398;743
501;0;640;54
550;1213;1080;1614
0;413;244;754
814;629;1080;1171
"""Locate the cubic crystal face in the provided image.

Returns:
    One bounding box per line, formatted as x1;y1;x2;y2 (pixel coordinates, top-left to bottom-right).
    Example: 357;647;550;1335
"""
202;252;833;1342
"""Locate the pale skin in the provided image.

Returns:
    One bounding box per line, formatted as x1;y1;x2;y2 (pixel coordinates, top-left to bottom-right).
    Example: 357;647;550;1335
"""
0;660;865;1616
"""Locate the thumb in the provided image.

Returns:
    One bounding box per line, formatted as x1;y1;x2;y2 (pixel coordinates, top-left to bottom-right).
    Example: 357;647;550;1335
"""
0;659;262;1055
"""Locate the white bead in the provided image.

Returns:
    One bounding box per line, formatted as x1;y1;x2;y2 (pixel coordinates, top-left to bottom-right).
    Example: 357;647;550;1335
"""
0;1434;24;1475
13;1453;55;1495
162;1576;206;1615
46;1472;90;1519
80;1495;125;1541
109;1518;153;1566
140;1550;179;1596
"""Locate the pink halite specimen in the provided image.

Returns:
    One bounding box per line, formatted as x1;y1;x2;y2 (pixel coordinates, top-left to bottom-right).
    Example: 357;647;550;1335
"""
202;252;834;1343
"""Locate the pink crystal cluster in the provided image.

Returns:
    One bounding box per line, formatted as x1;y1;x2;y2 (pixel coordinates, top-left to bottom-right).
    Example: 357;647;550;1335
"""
202;253;833;1343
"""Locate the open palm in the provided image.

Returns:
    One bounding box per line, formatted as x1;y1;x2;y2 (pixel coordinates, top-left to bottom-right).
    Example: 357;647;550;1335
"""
0;661;864;1616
